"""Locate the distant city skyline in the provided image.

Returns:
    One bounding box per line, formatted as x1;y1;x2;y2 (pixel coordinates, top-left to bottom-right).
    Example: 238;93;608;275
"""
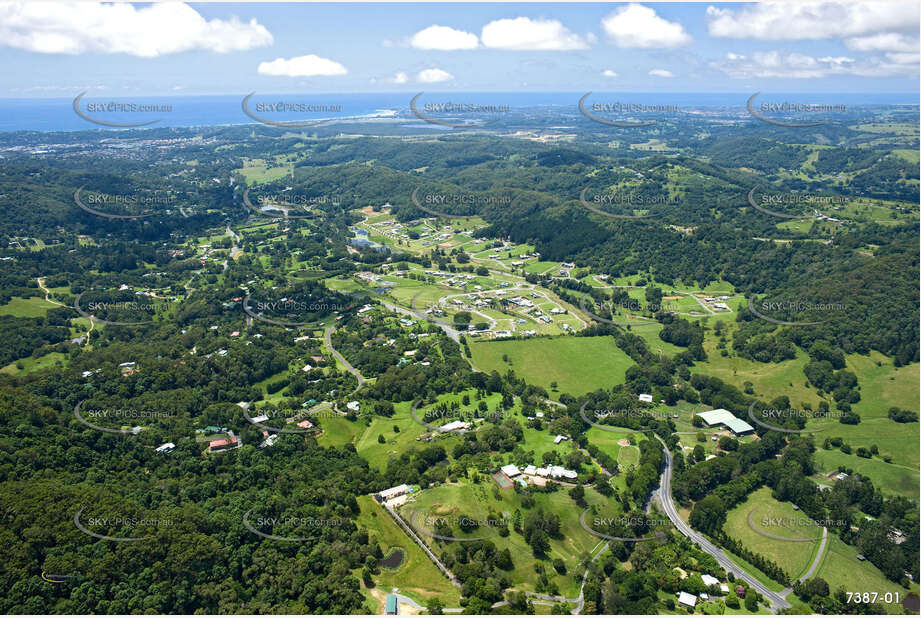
0;1;918;97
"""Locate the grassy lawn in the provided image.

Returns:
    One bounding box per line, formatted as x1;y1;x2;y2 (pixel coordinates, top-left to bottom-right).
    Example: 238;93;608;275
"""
316;415;363;448
697;324;919;493
398;479;615;598
0;295;59;317
470;336;634;396
353;392;502;469
813;534;912;614
1;352;68;375
624;322;685;357
355;496;461;608
814;449;918;498
723;487;821;580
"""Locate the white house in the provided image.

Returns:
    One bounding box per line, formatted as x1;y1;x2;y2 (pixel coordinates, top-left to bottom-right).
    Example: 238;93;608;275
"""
155;442;175;453
677;592;697;608
639;393;653;403
500;464;521;478
701;574;720;587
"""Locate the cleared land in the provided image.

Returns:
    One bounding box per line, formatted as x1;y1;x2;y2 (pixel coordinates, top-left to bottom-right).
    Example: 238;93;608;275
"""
355;495;461;607
470;336;634;396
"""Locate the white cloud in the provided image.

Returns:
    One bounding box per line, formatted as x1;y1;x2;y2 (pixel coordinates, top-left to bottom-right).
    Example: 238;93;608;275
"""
258;54;347;77
0;1;272;57
649;68;675;78
417;68;454;83
410;25;478;50
845;32;919;53
391;71;409;84
602;69;618;78
885;52;920;65
706;2;918;40
602;4;692;48
481;17;590;50
711;49;917;78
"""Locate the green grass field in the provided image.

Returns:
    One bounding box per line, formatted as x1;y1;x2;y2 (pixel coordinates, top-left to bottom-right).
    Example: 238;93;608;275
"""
814;449;918;498
470;336;634;396
355;496;461;608
723;487;822;580
813;534;913;614
1;351;68;375
0;296;59;317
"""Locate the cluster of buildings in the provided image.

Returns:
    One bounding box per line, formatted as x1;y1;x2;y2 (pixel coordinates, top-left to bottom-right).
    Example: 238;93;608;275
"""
499;463;579;483
702;295;732;311
677;574;735;608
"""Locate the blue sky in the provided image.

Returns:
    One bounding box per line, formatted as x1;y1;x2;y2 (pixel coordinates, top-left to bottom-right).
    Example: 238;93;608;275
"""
0;2;918;96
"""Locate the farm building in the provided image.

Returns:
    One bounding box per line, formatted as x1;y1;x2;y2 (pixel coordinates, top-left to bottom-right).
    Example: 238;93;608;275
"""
695;409;754;436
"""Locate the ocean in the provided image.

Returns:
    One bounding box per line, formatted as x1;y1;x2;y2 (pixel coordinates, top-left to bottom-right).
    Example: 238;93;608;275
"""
0;92;915;133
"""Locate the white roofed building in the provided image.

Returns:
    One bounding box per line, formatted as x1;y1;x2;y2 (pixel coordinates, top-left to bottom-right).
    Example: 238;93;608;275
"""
677;592;697;607
696;409;755;436
379;484;411;501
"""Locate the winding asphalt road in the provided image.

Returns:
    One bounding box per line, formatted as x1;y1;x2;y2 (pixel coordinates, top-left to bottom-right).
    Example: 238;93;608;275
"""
653;435;791;612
